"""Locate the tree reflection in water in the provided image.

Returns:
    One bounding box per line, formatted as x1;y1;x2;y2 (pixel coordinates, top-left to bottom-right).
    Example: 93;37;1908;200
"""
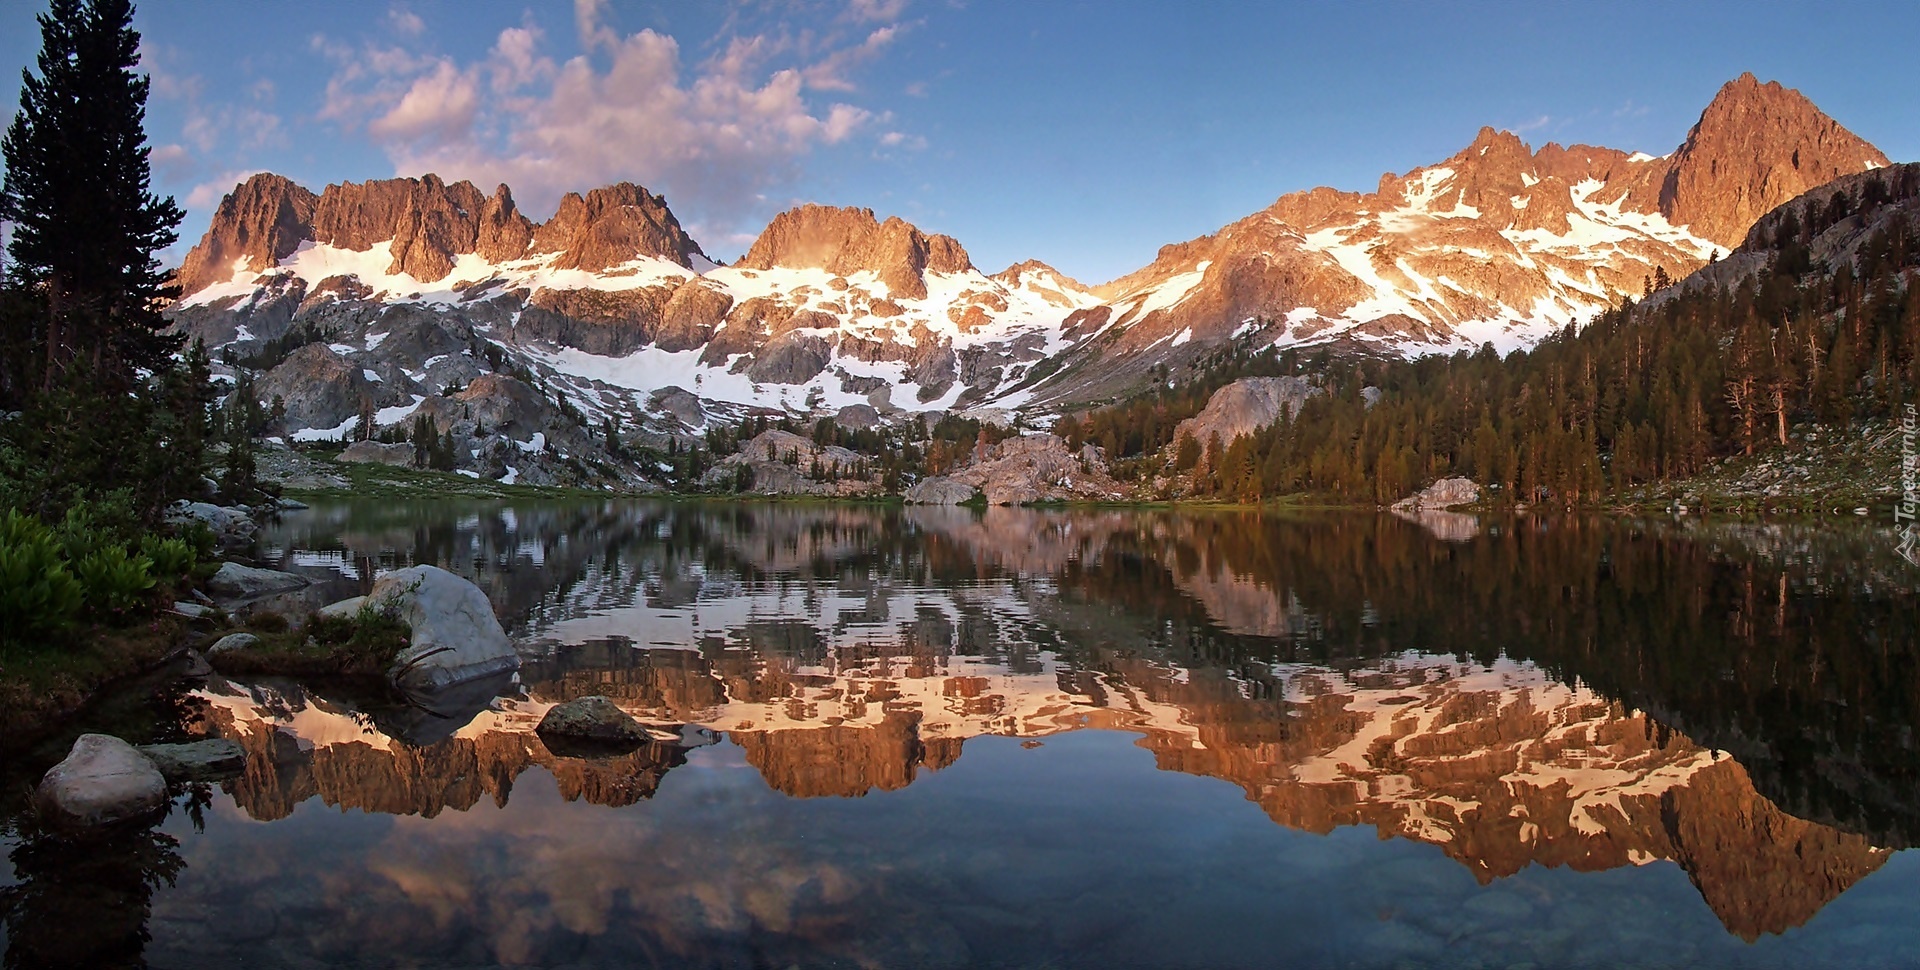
2;504;1915;967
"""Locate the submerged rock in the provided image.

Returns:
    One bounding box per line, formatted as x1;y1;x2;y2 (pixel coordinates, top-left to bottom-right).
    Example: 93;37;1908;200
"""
206;562;311;599
138;739;248;782
36;734;168;828
359;564;519;691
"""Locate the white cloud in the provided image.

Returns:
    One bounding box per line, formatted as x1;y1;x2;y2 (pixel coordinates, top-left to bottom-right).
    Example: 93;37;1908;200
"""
879;130;926;151
317;14;895;237
848;0;910;23
387;5;426;37
186;169;267;210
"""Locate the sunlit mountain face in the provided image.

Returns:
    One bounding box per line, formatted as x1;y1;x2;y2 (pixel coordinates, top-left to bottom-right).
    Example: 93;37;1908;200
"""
6;504;1917;968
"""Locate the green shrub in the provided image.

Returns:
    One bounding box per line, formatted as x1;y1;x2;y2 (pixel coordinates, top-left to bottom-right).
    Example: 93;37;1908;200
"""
0;509;86;646
139;534;196;580
52;494;142;564
72;545;156;617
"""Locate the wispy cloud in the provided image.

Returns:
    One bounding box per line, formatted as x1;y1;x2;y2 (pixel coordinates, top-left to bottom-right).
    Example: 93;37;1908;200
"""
314;0;910;236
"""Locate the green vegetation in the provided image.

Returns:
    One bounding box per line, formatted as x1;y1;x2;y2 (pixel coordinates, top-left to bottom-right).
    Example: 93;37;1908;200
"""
0;0;235;726
208;599;413;681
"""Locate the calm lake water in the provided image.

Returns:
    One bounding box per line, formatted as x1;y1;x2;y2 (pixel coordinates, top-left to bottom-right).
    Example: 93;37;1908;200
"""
5;502;1920;968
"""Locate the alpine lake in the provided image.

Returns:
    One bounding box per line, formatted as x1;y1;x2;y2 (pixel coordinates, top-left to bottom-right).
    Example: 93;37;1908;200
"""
3;500;1919;969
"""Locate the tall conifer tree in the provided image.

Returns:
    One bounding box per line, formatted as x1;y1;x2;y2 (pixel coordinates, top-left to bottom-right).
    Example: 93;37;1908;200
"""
1;0;183;392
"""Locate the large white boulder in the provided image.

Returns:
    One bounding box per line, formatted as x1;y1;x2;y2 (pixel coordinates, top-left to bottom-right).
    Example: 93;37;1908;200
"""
360;564;519;691
36;734;168;828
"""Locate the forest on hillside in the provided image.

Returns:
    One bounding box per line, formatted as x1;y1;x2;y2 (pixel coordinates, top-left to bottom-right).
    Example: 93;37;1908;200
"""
1065;167;1920;505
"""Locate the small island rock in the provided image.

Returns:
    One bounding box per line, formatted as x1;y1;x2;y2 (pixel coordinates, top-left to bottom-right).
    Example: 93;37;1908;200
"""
536;695;649;743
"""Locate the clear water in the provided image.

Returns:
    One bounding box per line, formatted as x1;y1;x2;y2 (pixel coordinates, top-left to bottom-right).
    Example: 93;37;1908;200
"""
4;502;1919;969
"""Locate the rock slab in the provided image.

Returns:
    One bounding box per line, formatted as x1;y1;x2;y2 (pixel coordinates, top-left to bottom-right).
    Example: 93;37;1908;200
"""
36;734;168;828
206;562;311;599
138;739;248;782
359;565;519;691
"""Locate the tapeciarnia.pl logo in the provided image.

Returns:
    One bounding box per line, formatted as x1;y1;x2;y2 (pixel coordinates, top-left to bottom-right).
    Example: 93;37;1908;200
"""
1899;403;1918;566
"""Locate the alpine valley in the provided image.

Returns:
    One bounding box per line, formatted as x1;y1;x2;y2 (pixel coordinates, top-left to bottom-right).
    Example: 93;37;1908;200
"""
166;73;1898;498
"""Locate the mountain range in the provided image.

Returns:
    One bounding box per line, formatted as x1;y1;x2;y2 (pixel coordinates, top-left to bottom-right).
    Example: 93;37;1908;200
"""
164;73;1891;485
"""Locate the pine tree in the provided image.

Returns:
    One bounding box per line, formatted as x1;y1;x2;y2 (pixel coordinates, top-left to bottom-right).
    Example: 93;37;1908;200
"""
1;0;184;391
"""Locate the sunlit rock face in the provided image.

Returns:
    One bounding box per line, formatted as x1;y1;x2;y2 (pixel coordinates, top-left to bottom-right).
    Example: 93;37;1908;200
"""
1032;75;1888;406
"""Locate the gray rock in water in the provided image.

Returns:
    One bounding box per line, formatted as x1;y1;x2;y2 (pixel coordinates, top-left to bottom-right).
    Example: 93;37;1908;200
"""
536;695;648;742
277;498;310;510
903;476;978;506
206;562;311;599
137;739;247;782
36;734;168;828
207;632;261;655
365;565;519;691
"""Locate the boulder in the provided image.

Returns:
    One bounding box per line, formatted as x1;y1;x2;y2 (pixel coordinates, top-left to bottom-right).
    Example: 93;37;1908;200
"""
536;695;649;743
904;477;979;506
360;565;519;691
317;595;366;619
165;501;257;547
338;440;416;466
35;735;168;828
1393;477;1482;511
835;403;881;430
207;632;261;655
206;562;311;599
137;739;247;782
172;601;218;621
1171;377;1321;468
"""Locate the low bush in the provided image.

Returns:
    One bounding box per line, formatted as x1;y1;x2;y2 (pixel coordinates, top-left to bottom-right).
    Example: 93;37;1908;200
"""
140;534;196;581
72;545;157;615
0;510;86;645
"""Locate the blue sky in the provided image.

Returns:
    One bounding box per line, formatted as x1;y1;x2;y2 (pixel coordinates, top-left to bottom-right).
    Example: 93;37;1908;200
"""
3;0;1917;283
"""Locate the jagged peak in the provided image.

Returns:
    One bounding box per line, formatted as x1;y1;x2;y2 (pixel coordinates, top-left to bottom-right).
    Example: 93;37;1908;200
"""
991;259;1087;292
739;204;972;301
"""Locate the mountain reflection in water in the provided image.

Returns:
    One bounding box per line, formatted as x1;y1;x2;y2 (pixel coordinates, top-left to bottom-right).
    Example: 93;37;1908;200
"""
6;504;1919;969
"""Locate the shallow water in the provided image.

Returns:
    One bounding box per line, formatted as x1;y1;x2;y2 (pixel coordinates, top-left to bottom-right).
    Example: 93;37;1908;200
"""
5;503;1919;968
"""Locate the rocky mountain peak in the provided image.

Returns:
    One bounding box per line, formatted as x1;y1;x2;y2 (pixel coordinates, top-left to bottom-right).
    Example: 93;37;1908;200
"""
740;204;972;301
476;183;535;264
529;182;706;273
1659;73;1890;247
173;172;317;296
